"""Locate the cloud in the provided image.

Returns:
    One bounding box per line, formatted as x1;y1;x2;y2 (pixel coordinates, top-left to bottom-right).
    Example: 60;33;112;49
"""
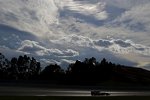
99;0;150;9
94;39;113;47
0;24;38;49
59;0;108;20
111;3;150;32
0;0;150;69
113;39;132;47
40;58;61;65
63;49;79;57
0;46;25;59
95;38;150;56
18;40;45;53
60;59;75;69
50;34;94;48
18;40;79;57
50;34;150;57
0;0;59;37
56;0;150;47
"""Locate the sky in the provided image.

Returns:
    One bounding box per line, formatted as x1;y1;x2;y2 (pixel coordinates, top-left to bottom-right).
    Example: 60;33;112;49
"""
0;0;150;70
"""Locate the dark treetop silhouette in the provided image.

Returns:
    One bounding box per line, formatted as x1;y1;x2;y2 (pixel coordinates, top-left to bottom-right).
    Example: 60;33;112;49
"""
0;53;150;86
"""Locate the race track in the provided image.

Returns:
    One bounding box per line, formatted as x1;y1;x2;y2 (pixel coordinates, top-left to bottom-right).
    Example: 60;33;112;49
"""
0;86;150;96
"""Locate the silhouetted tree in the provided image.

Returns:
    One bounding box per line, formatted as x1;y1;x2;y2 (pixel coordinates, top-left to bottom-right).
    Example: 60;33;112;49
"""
66;57;115;84
9;57;18;80
40;64;64;81
8;55;41;80
0;53;10;79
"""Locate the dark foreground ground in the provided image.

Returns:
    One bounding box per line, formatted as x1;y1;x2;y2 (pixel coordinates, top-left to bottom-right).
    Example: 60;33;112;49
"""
1;96;150;100
1;81;150;99
1;80;150;91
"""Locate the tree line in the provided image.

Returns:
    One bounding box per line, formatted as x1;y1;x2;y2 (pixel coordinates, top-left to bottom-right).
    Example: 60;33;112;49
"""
0;52;146;85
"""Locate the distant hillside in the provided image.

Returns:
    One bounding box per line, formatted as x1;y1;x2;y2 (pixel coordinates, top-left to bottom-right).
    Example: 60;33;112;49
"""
111;65;150;85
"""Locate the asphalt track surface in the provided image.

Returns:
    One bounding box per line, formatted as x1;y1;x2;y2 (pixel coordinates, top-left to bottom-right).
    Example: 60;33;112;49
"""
0;86;150;96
